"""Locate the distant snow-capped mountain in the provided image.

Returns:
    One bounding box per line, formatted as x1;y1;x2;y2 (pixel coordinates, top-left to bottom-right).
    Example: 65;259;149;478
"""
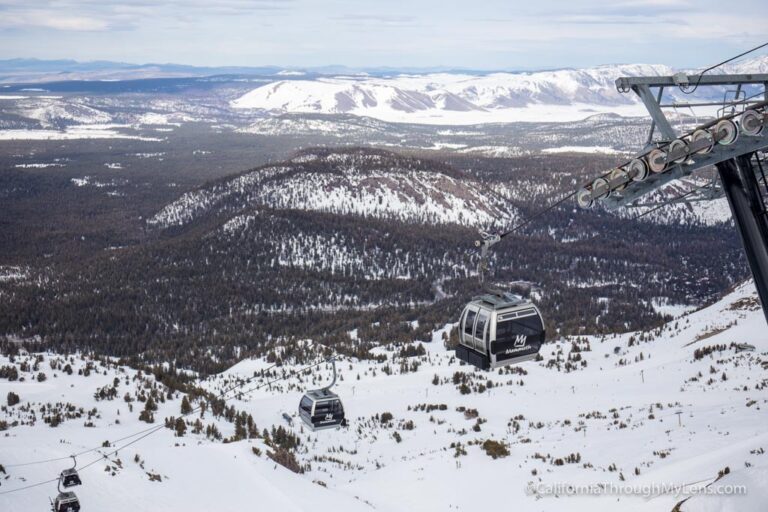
231;56;768;124
230;64;665;124
148;148;517;230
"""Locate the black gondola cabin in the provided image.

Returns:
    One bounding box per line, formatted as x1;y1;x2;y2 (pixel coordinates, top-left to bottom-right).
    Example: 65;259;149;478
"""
53;491;80;512
298;389;345;431
456;292;545;370
59;468;82;488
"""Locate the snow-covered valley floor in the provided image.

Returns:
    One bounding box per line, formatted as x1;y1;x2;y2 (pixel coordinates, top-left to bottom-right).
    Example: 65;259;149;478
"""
1;282;767;512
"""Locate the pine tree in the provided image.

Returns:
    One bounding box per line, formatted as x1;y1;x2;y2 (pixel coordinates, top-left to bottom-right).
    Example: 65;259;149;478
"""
145;396;157;412
139;410;154;423
174;417;186;437
180;396;192;415
234;414;247;441
247;414;258;439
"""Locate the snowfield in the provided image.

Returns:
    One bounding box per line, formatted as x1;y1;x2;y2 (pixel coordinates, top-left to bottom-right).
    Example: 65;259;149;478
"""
1;281;767;512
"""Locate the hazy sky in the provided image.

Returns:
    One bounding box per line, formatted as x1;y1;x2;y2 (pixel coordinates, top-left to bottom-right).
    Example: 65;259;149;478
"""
0;0;766;70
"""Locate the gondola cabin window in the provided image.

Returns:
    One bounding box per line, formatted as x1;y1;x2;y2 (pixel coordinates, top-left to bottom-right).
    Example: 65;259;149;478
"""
463;309;476;336
474;311;489;349
313;399;343;417
495;310;543;341
315;400;333;417
300;396;312;415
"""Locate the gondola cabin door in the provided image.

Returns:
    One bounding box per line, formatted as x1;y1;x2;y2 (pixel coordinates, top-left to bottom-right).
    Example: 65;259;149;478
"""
461;305;490;355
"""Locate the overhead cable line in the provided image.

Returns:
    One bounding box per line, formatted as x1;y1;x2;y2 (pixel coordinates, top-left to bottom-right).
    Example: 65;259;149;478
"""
680;40;768;95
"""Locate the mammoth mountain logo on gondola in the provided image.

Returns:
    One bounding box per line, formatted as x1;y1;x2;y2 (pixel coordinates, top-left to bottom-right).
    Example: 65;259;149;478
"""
501;335;529;355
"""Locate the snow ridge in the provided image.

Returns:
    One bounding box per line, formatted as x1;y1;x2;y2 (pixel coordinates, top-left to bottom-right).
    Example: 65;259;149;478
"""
148;149;516;230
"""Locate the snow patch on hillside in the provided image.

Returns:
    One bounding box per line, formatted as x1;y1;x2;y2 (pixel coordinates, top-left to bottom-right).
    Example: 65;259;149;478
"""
626;179;733;226
0;265;30;282
456;145;529;157
13;97;113;128
14;162;64;169
542;145;625;155
0;125;162;141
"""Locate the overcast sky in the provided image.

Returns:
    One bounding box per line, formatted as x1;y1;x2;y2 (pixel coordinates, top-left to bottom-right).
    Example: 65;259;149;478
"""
0;0;766;70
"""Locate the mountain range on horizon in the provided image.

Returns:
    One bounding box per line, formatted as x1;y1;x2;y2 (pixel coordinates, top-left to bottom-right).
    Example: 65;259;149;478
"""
3;55;766;125
2;54;767;84
0;56;674;81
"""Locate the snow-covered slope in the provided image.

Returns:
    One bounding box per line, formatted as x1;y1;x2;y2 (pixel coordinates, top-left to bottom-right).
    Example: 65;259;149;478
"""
618;178;733;227
12;97;112;128
722;56;768;74
148;148;516;230
2;281;766;512
0;356;369;512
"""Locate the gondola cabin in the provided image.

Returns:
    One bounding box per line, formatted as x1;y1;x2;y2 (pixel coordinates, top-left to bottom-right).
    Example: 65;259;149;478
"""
298;389;345;431
59;468;82;488
53;491;80;512
456;292;545;370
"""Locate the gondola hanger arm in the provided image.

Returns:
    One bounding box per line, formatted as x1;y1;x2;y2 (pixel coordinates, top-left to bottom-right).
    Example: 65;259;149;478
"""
475;230;501;285
475;230;501;254
322;356;337;391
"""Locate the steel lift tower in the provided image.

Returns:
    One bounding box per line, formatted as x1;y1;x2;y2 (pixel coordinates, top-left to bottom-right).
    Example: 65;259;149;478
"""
577;72;768;325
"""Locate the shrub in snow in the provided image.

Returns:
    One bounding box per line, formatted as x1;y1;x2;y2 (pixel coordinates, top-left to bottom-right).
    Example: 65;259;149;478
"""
0;366;19;381
482;439;510;459
7;391;20;406
267;447;303;473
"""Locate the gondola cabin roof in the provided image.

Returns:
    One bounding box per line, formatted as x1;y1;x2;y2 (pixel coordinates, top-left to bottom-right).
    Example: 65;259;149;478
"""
470;292;529;310
57;492;78;502
304;388;339;401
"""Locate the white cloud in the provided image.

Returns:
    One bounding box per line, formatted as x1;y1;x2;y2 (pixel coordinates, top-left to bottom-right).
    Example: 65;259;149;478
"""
0;9;110;31
0;0;293;32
